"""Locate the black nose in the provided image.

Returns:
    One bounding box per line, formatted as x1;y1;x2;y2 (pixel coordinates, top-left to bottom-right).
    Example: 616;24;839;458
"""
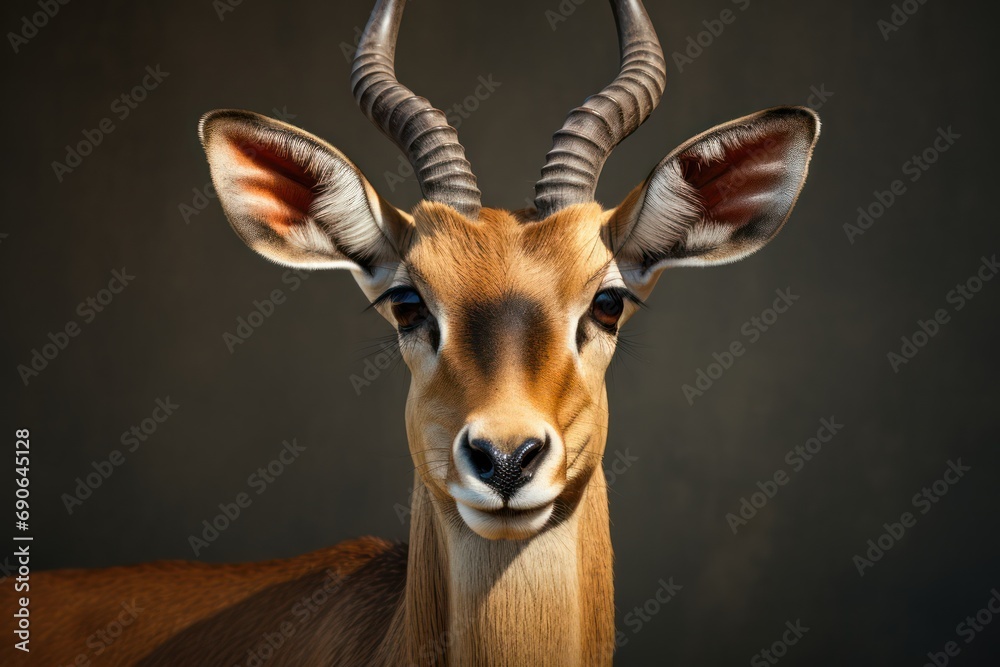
463;436;548;500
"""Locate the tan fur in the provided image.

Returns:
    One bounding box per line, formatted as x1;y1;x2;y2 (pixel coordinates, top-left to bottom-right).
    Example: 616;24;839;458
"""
391;202;619;665
10;103;818;663
2;537;401;665
2;204;622;666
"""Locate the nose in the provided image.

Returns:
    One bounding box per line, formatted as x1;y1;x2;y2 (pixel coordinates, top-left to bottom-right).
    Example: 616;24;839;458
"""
461;435;549;501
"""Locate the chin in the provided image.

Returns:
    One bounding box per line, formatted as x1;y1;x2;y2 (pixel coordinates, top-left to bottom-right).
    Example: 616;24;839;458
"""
456;502;555;540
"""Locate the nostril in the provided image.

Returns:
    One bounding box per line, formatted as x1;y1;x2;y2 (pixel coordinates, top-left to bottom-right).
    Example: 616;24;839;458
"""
466;438;496;480
515;438;546;473
469;449;495;479
461;433;549;498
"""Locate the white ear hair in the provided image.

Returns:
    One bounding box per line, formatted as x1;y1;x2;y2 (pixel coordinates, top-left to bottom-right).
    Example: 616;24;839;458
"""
199;109;409;272
612;106;820;278
619;158;703;259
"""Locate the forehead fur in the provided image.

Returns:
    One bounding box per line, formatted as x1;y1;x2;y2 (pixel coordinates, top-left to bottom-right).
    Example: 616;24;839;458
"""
402;202;614;423
405;201;613;305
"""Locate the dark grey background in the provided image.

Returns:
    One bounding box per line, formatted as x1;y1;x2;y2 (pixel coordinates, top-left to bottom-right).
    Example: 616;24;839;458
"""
2;0;998;664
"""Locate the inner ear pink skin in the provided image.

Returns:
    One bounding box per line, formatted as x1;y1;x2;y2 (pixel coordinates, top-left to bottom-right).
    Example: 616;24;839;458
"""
21;2;822;665
229;138;320;233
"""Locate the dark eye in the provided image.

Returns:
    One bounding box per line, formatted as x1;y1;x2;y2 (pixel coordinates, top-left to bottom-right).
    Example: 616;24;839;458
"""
591;289;625;331
388;288;429;332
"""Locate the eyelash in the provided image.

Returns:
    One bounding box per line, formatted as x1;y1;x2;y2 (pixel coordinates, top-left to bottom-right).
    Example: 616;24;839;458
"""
597;286;643;307
373;286;440;351
371;285;418;311
593;287;643;327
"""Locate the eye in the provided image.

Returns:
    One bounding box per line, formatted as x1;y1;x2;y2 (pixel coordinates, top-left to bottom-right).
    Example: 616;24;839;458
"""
387;287;430;332
591;289;626;331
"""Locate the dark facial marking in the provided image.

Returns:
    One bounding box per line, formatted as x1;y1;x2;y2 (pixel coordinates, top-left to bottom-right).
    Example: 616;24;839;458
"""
459;294;551;381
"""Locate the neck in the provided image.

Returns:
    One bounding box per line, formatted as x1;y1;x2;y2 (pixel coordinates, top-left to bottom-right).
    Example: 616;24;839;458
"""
385;469;614;666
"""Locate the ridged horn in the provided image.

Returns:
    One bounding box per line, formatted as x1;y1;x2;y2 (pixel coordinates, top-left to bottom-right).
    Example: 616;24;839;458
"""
533;0;666;218
350;0;482;219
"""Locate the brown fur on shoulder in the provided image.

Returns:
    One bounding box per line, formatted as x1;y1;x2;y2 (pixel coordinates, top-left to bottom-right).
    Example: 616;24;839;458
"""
1;537;404;666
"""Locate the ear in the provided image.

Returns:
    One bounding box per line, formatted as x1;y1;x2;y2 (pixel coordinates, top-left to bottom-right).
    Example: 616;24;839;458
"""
198;109;411;287
608;107;819;288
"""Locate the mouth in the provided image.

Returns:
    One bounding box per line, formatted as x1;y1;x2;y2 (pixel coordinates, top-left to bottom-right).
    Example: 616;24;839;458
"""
455;501;554;540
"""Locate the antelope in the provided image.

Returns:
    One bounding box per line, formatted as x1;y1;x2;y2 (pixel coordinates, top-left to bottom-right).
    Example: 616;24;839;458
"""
10;0;819;664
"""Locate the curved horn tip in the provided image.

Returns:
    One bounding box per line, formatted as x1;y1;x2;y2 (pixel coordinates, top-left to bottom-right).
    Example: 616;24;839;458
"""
533;0;665;216
351;0;483;218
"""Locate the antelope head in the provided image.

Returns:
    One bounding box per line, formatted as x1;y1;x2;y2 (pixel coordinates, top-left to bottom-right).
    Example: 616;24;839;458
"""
199;0;819;542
